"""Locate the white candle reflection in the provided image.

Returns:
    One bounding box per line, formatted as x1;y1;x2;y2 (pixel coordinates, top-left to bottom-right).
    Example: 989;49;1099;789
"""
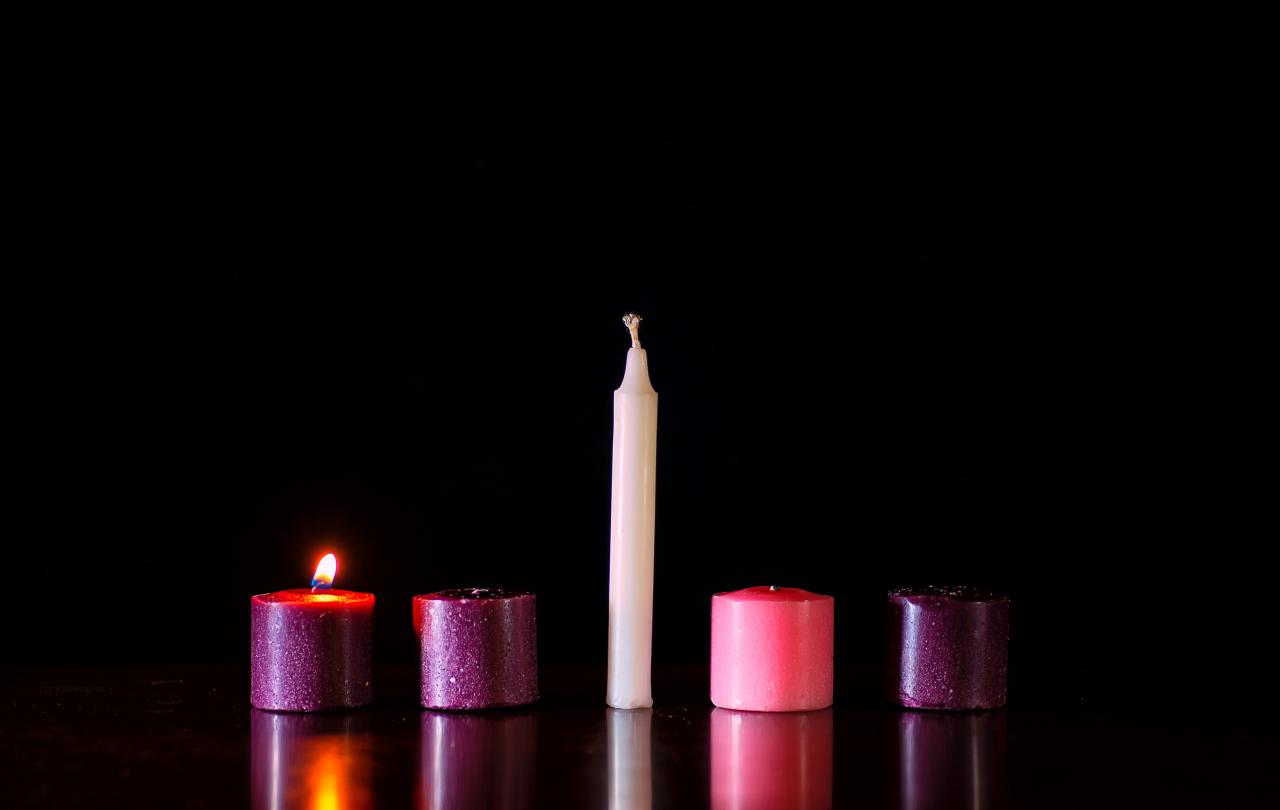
607;708;653;810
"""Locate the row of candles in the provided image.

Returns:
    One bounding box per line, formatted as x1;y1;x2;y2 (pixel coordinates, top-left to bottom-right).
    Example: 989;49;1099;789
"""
251;315;1010;715
255;706;1006;808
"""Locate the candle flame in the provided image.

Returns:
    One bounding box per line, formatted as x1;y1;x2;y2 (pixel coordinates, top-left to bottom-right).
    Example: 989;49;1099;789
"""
311;553;337;590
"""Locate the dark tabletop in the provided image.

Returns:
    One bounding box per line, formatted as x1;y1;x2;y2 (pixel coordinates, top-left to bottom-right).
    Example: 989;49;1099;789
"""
1;665;1273;808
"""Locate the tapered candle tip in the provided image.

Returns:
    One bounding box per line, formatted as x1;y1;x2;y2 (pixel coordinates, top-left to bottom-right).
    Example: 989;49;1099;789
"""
622;313;643;349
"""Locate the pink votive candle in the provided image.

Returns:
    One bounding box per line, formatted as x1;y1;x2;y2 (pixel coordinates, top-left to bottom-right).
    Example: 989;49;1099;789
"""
710;585;835;712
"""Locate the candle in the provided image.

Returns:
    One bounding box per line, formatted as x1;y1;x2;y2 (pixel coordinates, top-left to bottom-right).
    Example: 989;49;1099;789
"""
251;710;373;810
898;710;1007;810
886;586;1010;710
417;711;536;810
413;588;538;710
711;708;833;810
607;313;658;709
250;553;375;712
710;586;834;712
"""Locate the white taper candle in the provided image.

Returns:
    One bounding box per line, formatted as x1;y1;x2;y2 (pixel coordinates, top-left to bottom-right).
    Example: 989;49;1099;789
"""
607;313;658;709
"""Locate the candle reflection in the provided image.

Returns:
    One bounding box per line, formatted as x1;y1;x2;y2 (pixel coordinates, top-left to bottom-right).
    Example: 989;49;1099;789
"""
608;708;652;810
711;707;833;810
898;711;1008;810
417;710;536;810
250;710;373;810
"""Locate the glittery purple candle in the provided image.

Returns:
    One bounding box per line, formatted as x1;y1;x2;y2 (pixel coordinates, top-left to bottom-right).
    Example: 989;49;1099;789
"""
887;586;1010;710
413;588;538;710
250;589;375;712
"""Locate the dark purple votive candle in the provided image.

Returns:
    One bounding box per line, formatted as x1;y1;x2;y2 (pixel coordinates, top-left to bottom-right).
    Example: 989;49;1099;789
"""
250;589;375;712
413;588;538;710
887;586;1010;710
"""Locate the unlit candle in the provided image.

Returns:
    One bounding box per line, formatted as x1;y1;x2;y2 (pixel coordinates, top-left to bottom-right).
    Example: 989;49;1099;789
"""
607;314;658;709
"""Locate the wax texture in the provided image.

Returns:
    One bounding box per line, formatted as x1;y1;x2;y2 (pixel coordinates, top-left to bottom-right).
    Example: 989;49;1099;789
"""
710;586;835;712
250;589;374;712
414;588;538;710
887;586;1010;710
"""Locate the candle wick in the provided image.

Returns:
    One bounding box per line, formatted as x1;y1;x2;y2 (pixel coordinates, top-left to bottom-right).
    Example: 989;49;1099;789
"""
622;313;643;349
769;585;781;591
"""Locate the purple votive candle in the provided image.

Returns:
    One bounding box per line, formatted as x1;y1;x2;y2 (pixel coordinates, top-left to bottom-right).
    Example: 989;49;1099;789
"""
887;586;1010;710
413;588;538;710
250;589;375;711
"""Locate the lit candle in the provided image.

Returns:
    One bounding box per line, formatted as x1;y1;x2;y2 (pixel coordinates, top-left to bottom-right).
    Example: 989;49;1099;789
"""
710;586;834;712
250;553;375;712
607;313;658;709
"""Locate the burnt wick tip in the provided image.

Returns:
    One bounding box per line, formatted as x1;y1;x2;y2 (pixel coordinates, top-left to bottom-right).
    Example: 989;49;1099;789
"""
622;313;643;349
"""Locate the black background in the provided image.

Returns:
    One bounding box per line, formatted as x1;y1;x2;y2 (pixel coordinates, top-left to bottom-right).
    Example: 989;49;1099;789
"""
23;56;1260;698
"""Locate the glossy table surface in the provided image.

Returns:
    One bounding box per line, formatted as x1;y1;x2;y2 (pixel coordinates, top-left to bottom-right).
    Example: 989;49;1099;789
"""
1;665;1273;808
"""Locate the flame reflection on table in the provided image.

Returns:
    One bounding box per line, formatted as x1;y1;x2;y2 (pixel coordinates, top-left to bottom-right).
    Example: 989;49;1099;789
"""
417;710;537;810
898;710;1008;810
711;707;833;810
250;710;373;810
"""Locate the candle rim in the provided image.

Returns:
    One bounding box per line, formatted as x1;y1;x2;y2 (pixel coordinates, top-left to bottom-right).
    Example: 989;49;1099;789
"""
252;588;375;605
414;587;535;602
713;585;833;602
888;585;1008;603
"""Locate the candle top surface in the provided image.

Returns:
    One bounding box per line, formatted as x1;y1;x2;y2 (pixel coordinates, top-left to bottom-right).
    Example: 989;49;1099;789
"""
889;585;1008;603
252;588;374;605
415;587;533;602
714;585;833;603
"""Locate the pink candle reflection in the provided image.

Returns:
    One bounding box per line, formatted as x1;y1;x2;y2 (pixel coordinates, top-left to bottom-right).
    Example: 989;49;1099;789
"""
711;708;833;810
251;710;373;810
417;710;536;810
898;711;1008;810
